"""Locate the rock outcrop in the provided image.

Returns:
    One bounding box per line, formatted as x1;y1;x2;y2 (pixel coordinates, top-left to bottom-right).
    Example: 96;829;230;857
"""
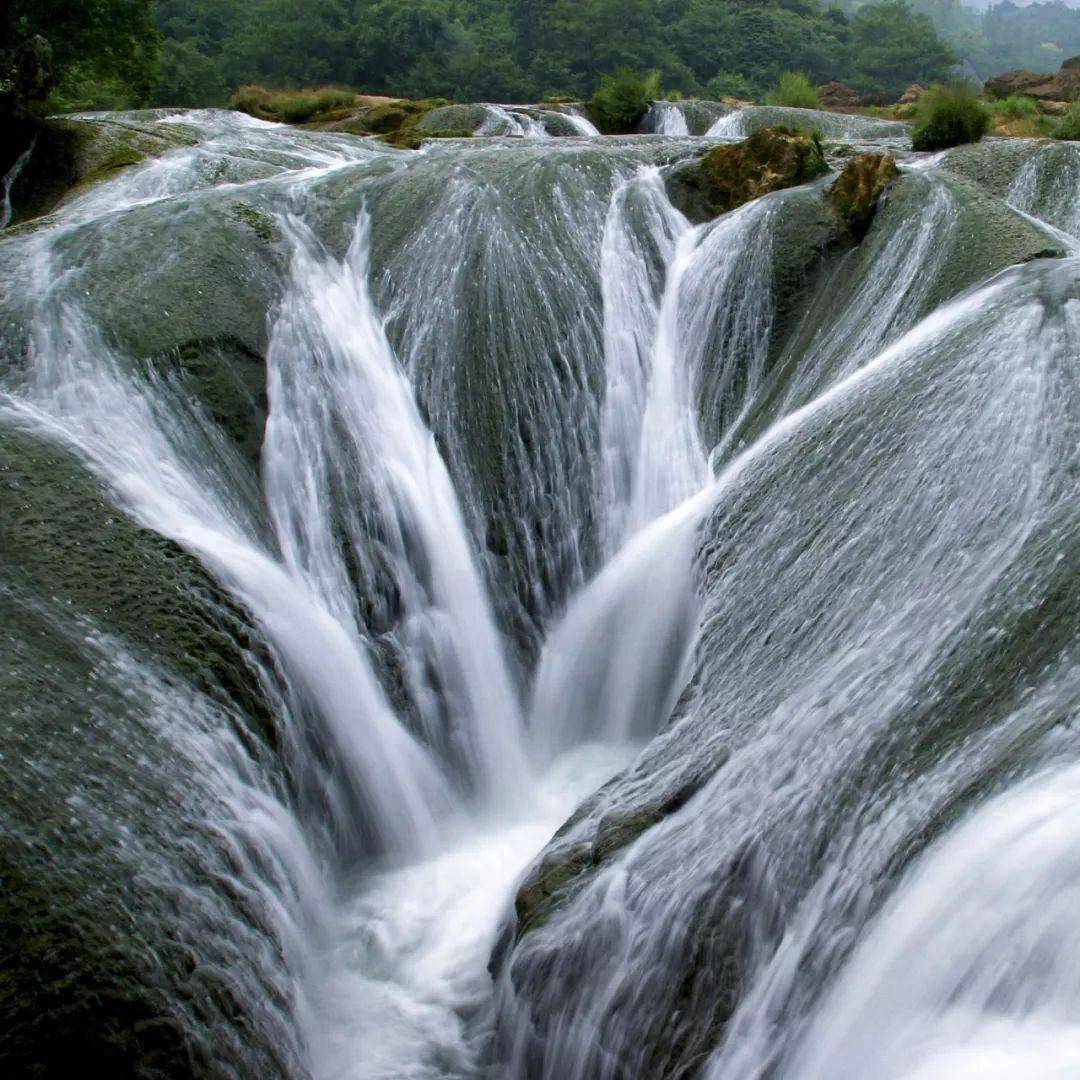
831;151;899;238
665;126;829;222
984;56;1080;101
818;80;863;111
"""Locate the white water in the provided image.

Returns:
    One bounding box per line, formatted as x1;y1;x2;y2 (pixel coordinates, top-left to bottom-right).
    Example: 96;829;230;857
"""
1;136;37;229
8;104;1079;1080
564;107;601;137
264;210;529;801
706;110;748;137
2;306;453;854
788;758;1080;1079
647;101;690;136
478;105;551;138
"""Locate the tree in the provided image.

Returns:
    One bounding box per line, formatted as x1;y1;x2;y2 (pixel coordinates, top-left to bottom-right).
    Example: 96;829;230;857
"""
3;0;161;111
849;1;957;98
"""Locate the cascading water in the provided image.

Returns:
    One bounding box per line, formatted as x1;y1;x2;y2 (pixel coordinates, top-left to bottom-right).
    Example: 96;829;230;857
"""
645;101;691;137
4;100;1080;1080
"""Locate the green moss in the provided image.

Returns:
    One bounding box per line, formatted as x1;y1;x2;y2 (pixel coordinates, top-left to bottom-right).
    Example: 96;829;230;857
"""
229;200;276;242
666;126;828;222
229;83;357;124
830;151;899;238
378;127;474;150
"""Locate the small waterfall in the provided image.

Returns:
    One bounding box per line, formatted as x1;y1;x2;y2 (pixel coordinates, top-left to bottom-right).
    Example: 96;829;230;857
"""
598;168;779;550
706;109;748;137
263;210;530;800
478;105;552;138
1;135;36;229
1008;140;1080;242
3;306;454;855
777;172;958;412
785;758;1080;1079
645;101;690;136
564;106;601;136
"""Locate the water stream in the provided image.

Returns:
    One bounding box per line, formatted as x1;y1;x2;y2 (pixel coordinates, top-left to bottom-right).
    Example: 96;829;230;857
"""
3;106;1079;1078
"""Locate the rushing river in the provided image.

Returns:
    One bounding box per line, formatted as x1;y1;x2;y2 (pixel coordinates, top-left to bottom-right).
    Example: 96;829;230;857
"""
2;104;1080;1078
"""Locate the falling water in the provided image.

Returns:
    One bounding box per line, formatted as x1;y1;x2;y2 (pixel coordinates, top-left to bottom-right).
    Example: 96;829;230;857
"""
645;101;691;136
4;101;1080;1080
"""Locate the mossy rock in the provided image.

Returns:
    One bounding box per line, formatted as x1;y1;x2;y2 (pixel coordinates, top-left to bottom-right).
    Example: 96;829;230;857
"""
665;126;829;223
0;427;275;742
379;127;475;150
5;117;197;226
413;103;489;134
830;151;899;238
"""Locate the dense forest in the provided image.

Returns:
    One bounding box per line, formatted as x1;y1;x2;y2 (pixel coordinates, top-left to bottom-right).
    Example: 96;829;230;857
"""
5;0;1080;114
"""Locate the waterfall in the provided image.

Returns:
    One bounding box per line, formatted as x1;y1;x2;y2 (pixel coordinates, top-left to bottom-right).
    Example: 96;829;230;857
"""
707;109;748;136
263;209;529;800
5;103;1080;1080
478;105;552;138
1008;140;1080;243
3;304;454;856
785;758;1080;1078
1;136;36;229
564;107;601;136
645;101;691;136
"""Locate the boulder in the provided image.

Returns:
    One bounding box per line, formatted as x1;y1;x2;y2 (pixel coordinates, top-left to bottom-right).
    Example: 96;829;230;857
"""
818;80;862;111
899;83;924;105
985;58;1080;101
830;151;899;238
665;126;829;223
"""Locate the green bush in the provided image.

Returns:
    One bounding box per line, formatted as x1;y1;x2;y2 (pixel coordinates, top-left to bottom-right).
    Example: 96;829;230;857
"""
911;83;990;151
992;95;1039;119
1053;100;1080;140
587;68;663;133
705;71;755;101
764;72;821;110
229;85;356;124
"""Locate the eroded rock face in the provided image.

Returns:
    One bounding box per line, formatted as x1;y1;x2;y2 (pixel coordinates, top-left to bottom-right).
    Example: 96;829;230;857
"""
666;127;829;223
985;57;1080;101
830;151;899;238
818;81;862;111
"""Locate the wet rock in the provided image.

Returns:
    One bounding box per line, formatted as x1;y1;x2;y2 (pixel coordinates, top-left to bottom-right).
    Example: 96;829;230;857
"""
5;116;196;226
665;126;829;223
830;151;899;238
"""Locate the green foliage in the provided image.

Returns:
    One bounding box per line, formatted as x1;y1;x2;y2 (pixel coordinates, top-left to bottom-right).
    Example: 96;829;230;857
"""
764;71;822;108
3;0;162;113
848;1;956;99
1052;100;1080;140
991;95;1039;120
142;0;957;110
230;84;356;123
910;83;991;151
587;68;663;133
705;71;756;101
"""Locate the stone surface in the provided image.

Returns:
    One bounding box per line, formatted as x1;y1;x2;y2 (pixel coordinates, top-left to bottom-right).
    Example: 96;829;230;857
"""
665;126;829;223
831;151;900;238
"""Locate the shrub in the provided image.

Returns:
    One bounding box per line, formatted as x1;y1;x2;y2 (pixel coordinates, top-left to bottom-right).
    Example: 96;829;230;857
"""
587;68;663;133
230;84;356;124
764;72;821;110
992;95;1038;120
705;71;755;102
1053;100;1080;140
910;83;990;151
